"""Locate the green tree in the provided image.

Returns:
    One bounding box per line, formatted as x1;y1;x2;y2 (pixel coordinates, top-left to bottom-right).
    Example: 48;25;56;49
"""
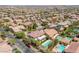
36;40;42;46
13;48;21;53
41;22;49;29
15;32;25;39
23;38;31;45
53;39;59;47
32;23;38;30
27;26;32;32
8;39;16;45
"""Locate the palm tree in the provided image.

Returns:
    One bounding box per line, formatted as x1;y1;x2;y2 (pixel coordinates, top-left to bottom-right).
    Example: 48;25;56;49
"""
32;22;38;30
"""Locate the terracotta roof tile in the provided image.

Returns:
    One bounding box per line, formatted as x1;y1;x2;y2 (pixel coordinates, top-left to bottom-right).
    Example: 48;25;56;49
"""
28;30;45;38
65;42;79;53
0;42;12;53
44;29;58;38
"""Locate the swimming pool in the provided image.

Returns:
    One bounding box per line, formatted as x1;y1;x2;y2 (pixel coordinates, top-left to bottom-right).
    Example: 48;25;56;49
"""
41;40;52;48
57;44;65;53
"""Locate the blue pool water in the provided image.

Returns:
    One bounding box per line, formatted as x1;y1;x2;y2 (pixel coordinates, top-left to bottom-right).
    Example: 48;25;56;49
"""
41;40;52;48
57;45;65;53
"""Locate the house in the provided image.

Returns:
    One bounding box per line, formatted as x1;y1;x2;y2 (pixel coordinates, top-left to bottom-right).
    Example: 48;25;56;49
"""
9;26;22;32
71;19;78;22
58;20;71;26
52;44;66;53
64;20;72;25
70;14;77;19
9;22;17;27
61;37;72;45
28;30;45;38
0;38;3;43
37;35;47;41
44;28;58;41
73;34;79;42
0;42;12;53
48;23;57;28
64;25;69;28
23;22;32;27
76;14;79;20
52;17;58;23
3;17;13;22
17;25;25;30
64;42;79;53
13;19;22;25
34;35;46;41
23;22;33;30
41;19;48;22
55;25;64;31
36;25;44;30
9;25;25;31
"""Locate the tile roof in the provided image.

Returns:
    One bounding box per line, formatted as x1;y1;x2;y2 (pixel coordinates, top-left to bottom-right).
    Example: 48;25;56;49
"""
0;38;3;43
24;22;32;26
61;37;72;44
65;42;79;53
73;37;79;41
0;42;12;53
44;29;58;37
9;26;22;32
28;30;45;38
44;29;58;40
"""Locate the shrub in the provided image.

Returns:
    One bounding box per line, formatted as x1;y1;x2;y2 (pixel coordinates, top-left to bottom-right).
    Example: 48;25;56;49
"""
8;39;16;45
15;32;25;39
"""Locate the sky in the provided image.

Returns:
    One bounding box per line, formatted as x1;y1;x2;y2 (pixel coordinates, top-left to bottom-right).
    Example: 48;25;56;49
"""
0;0;78;5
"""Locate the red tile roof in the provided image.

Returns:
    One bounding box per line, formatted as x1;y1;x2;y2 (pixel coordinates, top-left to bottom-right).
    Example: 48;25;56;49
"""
0;42;12;53
65;42;79;53
44;29;58;41
61;38;71;44
44;29;58;37
28;30;45;38
73;37;79;41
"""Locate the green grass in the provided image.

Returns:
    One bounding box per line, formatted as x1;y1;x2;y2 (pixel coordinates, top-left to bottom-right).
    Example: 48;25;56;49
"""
13;48;21;53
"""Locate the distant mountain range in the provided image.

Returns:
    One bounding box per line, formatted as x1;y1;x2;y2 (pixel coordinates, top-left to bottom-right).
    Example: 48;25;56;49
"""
0;5;79;9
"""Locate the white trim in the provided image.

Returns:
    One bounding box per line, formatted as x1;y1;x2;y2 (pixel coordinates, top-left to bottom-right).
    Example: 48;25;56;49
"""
65;45;70;49
53;34;59;39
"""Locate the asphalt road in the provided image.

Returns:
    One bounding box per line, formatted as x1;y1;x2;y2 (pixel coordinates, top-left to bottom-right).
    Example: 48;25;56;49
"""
4;32;34;53
15;39;34;53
